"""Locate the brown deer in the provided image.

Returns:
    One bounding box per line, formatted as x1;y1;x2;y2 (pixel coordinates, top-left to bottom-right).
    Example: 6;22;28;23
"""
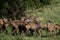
2;18;9;34
25;22;41;37
55;24;60;34
11;19;26;36
11;20;19;36
24;17;41;37
0;19;3;33
39;19;57;37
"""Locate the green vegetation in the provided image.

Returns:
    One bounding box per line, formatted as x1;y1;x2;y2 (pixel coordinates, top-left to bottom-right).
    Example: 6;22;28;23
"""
0;0;59;19
0;27;60;40
0;0;60;40
25;5;60;23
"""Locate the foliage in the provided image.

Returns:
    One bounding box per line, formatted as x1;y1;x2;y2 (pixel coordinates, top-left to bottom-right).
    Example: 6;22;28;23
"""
0;0;59;19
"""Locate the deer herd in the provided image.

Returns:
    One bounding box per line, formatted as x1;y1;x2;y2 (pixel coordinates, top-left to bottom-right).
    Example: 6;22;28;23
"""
0;16;60;37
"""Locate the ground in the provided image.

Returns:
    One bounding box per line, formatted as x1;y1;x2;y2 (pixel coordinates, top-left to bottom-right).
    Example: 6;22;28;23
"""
0;27;60;40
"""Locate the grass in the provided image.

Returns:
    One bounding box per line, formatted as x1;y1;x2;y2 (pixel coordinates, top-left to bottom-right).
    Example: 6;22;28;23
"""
0;30;60;40
0;26;60;40
25;4;60;23
0;0;60;40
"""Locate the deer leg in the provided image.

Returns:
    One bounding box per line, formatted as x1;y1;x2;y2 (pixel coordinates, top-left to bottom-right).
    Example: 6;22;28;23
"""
15;29;18;35
0;25;2;33
30;29;34;36
36;29;41;37
12;27;16;36
5;27;8;34
19;28;22;35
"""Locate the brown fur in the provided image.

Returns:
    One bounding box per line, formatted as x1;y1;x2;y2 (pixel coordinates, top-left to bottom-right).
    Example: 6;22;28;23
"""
11;20;26;36
0;18;9;33
25;22;41;37
55;24;60;34
0;19;3;33
40;21;57;36
47;23;57;36
46;20;57;36
11;20;19;35
2;19;9;33
23;17;42;37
